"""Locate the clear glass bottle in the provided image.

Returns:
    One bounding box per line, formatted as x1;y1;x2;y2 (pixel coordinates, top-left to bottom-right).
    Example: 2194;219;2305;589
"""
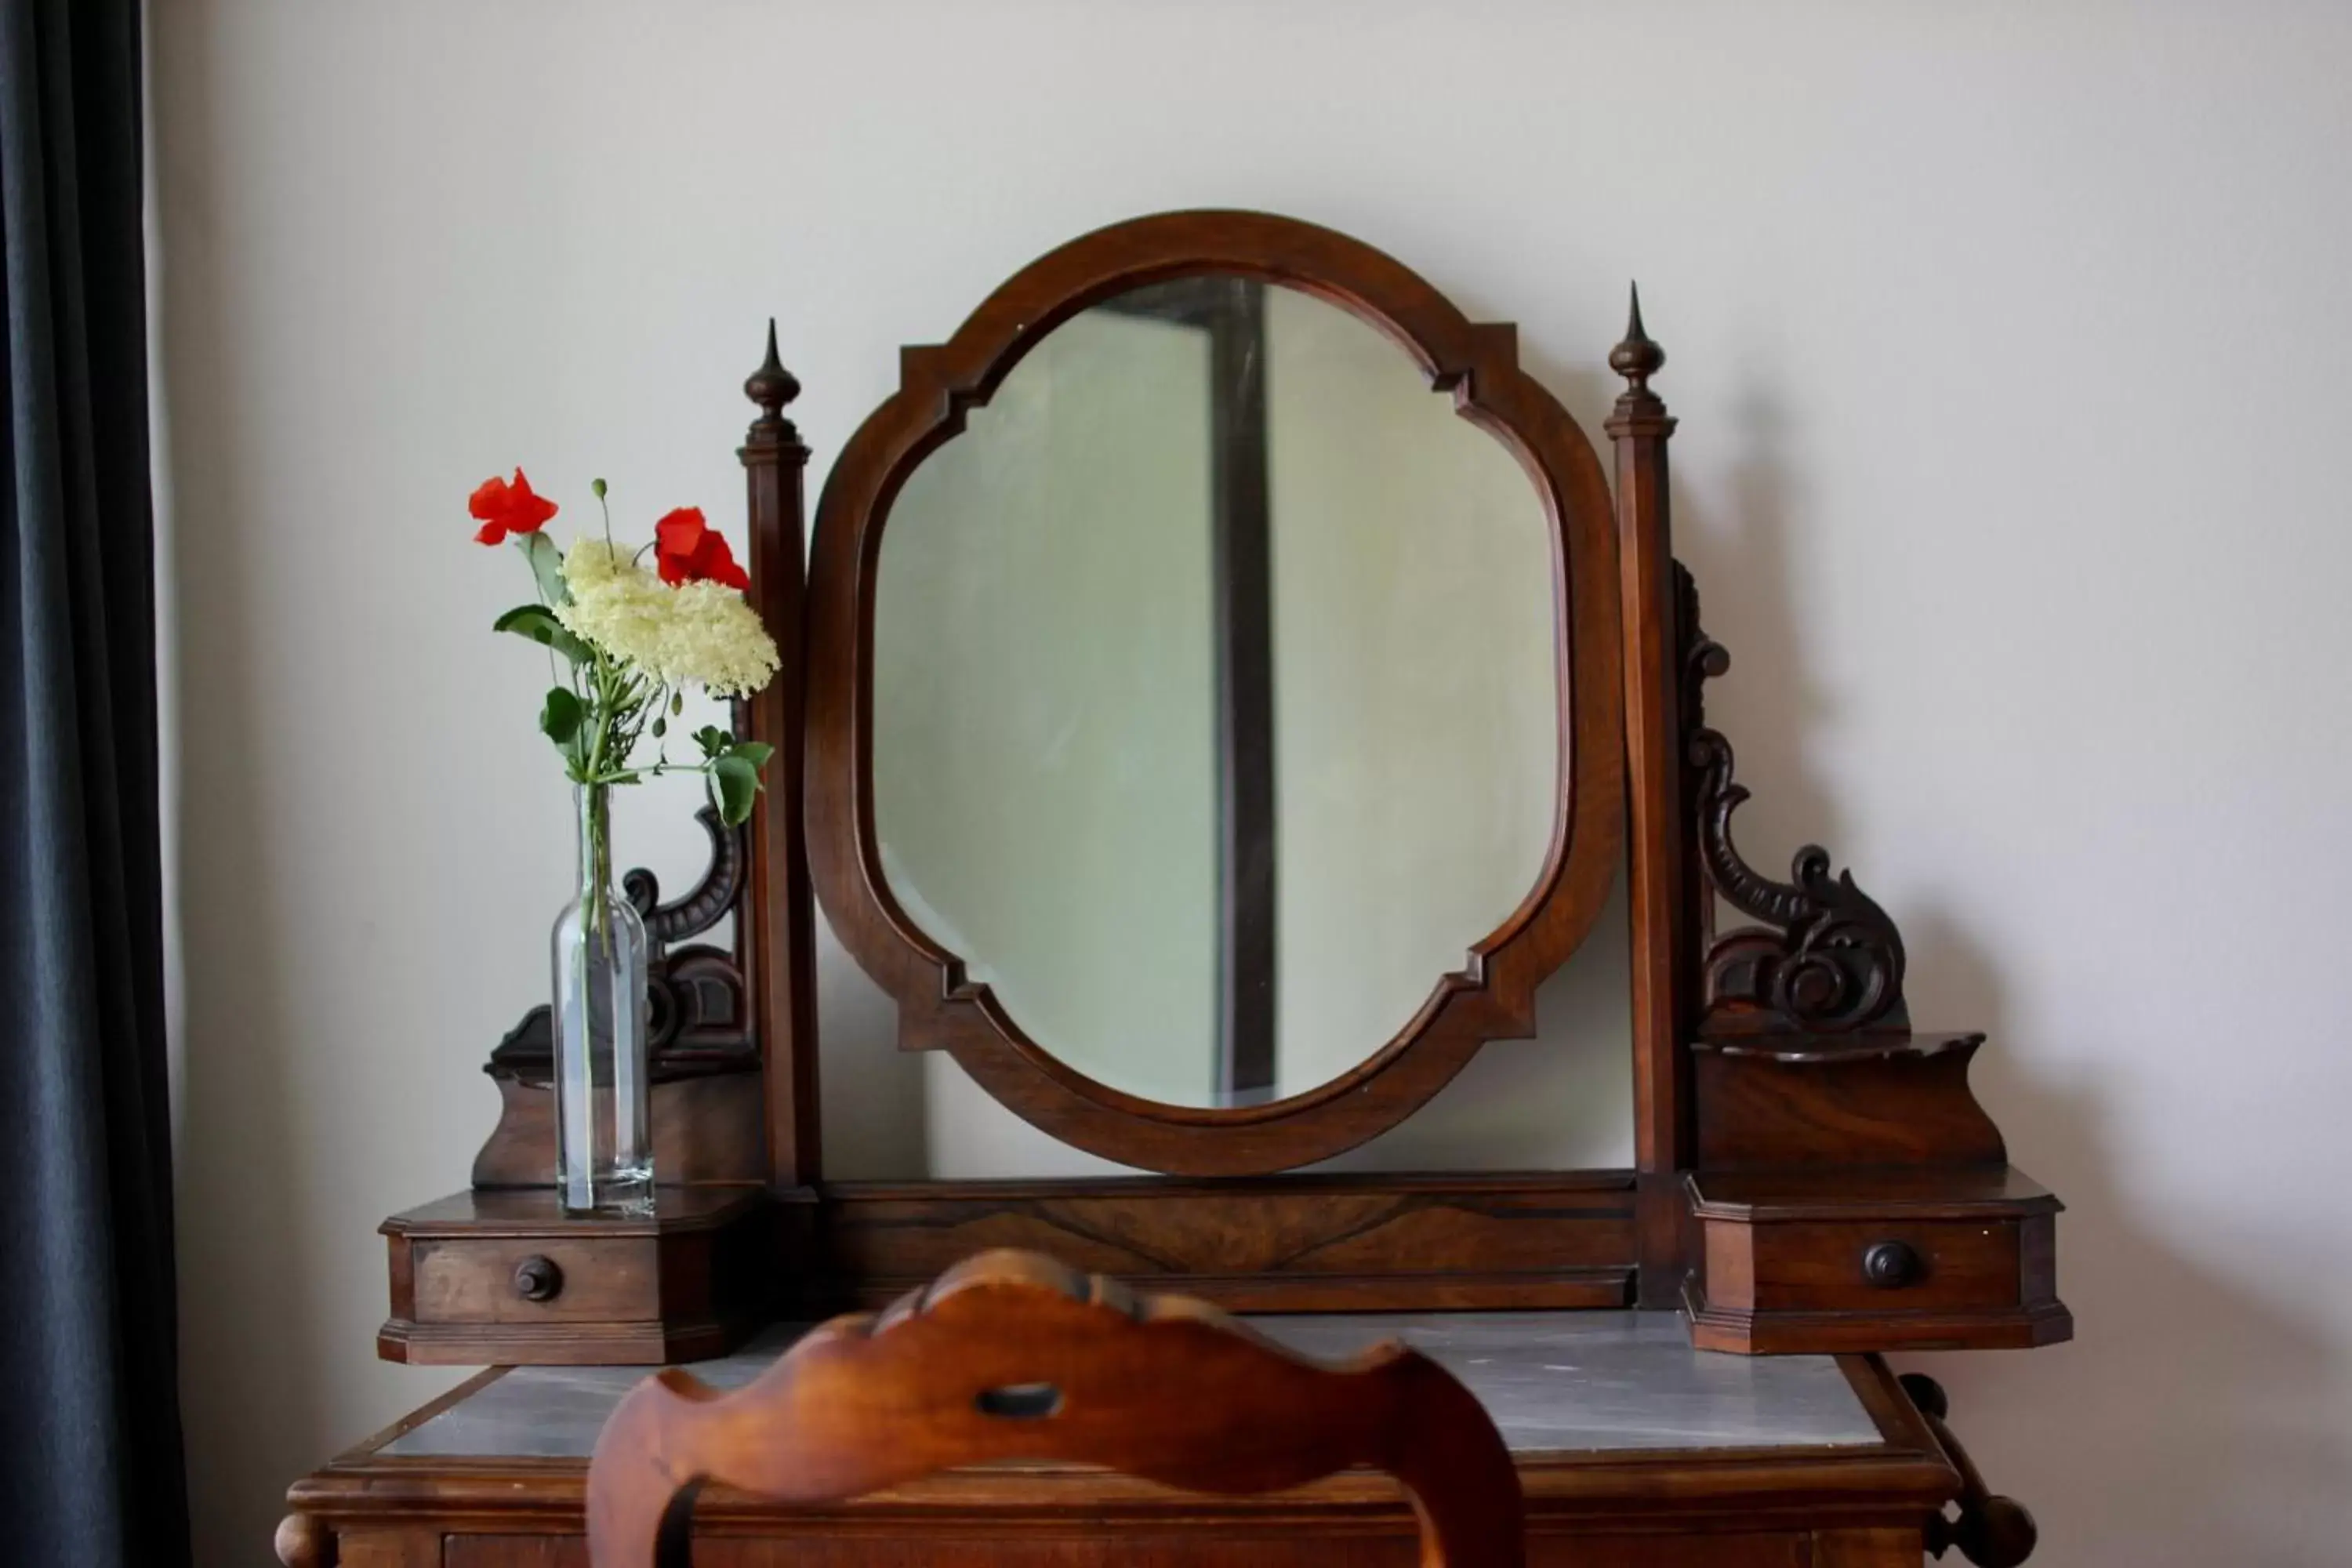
550;783;654;1214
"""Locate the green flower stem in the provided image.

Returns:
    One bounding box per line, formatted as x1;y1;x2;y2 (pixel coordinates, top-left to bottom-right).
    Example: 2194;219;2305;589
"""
578;779;613;947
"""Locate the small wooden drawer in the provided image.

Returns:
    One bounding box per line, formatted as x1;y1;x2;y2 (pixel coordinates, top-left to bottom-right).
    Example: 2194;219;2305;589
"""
1718;1217;2023;1315
380;1187;781;1365
1683;1167;2070;1354
411;1234;660;1324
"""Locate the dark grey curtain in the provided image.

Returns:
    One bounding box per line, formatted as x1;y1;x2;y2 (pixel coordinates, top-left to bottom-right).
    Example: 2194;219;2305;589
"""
0;0;191;1563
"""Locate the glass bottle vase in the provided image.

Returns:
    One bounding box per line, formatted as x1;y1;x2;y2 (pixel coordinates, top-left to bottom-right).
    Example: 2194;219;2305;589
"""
550;782;654;1214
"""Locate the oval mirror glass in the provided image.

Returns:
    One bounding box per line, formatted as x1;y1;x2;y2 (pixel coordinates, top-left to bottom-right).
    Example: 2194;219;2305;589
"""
872;275;1559;1109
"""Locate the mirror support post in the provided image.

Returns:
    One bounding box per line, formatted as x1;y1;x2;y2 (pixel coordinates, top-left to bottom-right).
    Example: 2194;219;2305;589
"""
742;323;823;1192
1606;287;1695;1308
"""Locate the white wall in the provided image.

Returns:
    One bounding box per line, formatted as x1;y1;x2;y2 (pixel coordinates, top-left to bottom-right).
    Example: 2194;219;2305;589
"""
151;3;2352;1566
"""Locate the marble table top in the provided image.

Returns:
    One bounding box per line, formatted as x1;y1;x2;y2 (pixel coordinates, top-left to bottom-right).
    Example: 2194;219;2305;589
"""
390;1307;1872;1467
380;1310;1882;1461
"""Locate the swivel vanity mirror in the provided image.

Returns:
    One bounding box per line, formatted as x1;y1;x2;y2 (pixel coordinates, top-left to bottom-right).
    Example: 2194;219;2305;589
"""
806;212;1624;1174
378;209;2067;1380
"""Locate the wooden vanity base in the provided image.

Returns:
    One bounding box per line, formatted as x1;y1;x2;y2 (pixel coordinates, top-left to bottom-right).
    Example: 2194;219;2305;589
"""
286;1325;1963;1568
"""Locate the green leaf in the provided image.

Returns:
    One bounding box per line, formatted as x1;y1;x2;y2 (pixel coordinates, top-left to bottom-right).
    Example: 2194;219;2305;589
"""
493;604;590;665
693;724;730;760
539;686;584;747
711;753;758;827
670;691;685;717
520;532;569;605
726;740;775;770
651;716;667;739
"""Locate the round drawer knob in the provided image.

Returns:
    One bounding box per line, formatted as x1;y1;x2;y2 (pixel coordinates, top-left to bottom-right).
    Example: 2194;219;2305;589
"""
1862;1240;1922;1290
513;1254;564;1303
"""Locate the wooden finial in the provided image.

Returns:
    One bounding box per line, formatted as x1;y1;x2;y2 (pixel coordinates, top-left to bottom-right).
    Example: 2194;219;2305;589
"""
745;318;801;416
1609;282;1666;392
742;319;803;452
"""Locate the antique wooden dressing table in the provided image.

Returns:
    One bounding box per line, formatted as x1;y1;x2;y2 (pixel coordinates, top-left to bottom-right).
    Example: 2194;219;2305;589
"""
283;211;2068;1568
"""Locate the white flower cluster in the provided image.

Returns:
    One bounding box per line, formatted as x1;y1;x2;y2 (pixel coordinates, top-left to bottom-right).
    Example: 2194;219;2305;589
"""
556;539;780;697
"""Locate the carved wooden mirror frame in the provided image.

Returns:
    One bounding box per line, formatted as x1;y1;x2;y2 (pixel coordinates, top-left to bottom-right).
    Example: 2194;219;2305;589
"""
800;211;1626;1175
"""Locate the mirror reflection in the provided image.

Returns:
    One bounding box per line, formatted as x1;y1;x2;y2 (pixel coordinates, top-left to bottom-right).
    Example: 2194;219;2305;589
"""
873;275;1558;1109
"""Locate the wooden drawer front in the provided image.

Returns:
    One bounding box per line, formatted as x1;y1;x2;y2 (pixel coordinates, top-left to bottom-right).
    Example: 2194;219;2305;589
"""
821;1174;1638;1313
411;1236;660;1324
445;1531;1814;1568
1726;1219;2021;1313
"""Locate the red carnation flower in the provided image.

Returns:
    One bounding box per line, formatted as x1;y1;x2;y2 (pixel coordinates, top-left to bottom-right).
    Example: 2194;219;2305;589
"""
652;506;750;591
470;469;559;544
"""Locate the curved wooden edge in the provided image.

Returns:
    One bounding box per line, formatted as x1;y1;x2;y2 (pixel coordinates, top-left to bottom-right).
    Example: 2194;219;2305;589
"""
804;208;1624;1175
1900;1373;2040;1567
587;1248;1523;1568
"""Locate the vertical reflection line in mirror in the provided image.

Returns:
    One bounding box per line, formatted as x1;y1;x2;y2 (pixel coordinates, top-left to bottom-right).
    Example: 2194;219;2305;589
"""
1207;279;1276;1105
1094;278;1278;1105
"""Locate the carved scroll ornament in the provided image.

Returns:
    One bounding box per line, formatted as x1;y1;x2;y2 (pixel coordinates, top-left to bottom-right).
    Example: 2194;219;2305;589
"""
1678;564;1908;1036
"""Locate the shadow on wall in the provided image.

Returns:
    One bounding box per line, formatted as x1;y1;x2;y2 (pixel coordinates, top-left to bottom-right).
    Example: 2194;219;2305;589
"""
1905;910;2350;1568
815;922;924;1179
1679;383;2349;1566
156;20;341;1568
1671;384;1842;855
